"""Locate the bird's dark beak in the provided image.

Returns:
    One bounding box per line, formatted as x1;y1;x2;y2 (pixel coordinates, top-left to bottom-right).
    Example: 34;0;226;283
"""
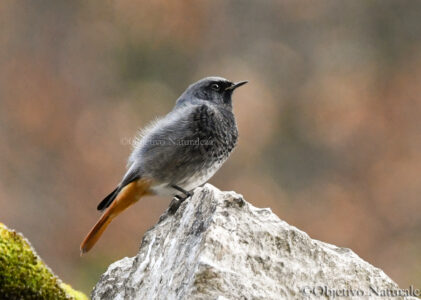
225;80;248;91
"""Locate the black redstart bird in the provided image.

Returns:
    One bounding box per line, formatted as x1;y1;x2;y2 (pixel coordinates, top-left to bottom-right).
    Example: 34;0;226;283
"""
80;76;247;253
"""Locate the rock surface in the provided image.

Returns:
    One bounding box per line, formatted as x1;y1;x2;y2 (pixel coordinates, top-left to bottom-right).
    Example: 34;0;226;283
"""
92;184;418;300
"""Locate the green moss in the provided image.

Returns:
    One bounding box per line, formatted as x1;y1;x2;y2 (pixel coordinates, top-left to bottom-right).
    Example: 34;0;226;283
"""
60;283;89;300
0;223;88;300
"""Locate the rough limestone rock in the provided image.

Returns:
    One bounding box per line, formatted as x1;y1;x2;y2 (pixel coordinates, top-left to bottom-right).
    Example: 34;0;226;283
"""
92;184;417;300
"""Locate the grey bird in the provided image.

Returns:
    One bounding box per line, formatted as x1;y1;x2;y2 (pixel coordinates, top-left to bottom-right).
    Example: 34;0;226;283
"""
80;76;247;253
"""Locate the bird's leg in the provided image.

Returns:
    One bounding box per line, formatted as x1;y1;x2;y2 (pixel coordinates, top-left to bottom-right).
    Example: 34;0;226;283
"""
168;195;182;215
171;184;193;200
168;185;193;214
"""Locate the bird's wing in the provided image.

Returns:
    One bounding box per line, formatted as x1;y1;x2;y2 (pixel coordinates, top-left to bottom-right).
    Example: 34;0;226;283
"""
130;104;219;181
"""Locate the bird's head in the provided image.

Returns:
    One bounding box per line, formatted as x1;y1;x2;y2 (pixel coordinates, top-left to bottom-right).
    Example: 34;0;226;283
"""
176;76;247;108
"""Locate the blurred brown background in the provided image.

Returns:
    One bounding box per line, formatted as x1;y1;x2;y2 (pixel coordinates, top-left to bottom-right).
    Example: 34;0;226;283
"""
1;0;420;294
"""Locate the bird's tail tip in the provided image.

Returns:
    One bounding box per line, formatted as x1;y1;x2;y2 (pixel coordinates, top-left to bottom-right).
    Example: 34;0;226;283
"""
80;247;87;256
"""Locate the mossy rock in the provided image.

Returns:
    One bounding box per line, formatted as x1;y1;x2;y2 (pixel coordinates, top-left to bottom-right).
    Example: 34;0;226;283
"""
0;223;88;300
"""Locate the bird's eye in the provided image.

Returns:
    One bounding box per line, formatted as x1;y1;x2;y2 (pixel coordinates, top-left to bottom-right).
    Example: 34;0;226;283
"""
211;83;220;91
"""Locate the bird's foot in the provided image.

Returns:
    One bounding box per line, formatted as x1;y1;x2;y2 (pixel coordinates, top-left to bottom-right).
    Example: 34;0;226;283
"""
168;191;193;215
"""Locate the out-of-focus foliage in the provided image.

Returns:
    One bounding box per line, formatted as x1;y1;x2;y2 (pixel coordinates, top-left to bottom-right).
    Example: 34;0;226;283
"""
0;223;88;300
0;0;420;294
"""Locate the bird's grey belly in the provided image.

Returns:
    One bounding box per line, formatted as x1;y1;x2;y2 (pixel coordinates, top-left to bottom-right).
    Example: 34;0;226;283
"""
150;159;225;196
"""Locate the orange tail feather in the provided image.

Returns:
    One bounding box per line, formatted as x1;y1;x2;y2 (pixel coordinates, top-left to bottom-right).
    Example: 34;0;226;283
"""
80;178;152;254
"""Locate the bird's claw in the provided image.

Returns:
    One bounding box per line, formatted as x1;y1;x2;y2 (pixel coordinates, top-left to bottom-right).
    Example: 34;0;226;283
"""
168;193;192;214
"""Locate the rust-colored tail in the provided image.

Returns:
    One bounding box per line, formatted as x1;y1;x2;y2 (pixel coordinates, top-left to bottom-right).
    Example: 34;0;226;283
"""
80;178;152;254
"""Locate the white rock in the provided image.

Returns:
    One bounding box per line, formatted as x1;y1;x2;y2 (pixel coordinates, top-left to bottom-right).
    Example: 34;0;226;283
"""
92;184;418;300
